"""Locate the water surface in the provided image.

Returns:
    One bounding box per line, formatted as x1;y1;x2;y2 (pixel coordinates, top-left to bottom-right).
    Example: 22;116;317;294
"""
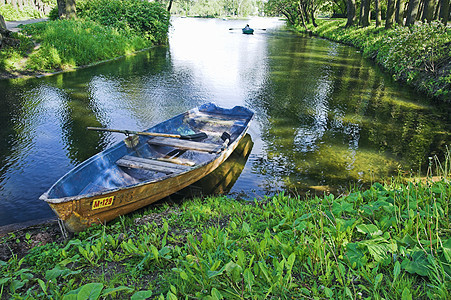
0;17;449;227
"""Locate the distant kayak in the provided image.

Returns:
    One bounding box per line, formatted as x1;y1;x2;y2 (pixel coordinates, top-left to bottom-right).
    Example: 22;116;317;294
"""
242;27;254;34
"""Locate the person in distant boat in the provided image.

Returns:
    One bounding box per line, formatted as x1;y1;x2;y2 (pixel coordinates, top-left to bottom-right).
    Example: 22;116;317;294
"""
244;24;250;30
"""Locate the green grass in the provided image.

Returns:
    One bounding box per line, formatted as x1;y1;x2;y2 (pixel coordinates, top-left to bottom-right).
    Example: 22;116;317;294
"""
19;19;151;72
298;19;451;102
0;4;43;21
1;164;449;298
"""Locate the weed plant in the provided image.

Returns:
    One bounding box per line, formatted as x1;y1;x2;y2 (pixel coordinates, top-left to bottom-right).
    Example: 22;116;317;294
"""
0;4;43;21
1;151;450;299
76;0;170;45
19;19;150;71
0;0;170;76
301;19;451;101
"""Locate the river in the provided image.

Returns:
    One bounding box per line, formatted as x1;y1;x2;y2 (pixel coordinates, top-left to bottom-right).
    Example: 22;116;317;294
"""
0;17;449;227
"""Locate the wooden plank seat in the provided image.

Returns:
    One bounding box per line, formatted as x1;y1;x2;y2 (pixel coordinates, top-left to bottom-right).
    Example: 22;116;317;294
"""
117;155;191;174
147;136;222;153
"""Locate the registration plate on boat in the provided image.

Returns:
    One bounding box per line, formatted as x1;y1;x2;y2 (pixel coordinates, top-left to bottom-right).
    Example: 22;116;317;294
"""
92;196;114;210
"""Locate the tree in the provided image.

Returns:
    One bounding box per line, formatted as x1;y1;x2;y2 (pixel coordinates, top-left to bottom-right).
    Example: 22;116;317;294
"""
438;0;450;24
422;0;436;22
0;13;9;48
345;0;356;27
361;0;371;27
385;0;396;28
405;0;420;26
395;0;405;25
375;0;382;27
57;0;77;19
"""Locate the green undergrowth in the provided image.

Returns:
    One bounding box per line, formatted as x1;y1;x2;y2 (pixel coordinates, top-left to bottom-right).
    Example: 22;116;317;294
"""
19;19;150;71
1;174;450;298
0;4;44;21
298;19;451;102
0;0;170;77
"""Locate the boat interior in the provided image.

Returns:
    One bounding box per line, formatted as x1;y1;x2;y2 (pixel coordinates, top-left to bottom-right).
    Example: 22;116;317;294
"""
47;106;253;199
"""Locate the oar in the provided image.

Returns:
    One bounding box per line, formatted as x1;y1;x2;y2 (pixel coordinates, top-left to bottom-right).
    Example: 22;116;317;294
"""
229;28;266;30
87;127;207;140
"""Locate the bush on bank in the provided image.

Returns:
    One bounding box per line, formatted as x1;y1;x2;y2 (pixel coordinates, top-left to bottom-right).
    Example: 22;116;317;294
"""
298;19;451;102
76;0;170;45
0;0;170;76
21;19;149;71
0;177;449;299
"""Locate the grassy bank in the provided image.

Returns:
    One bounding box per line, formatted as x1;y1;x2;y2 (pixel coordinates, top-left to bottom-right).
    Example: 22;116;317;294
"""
1;174;449;298
297;19;451;102
0;0;170;78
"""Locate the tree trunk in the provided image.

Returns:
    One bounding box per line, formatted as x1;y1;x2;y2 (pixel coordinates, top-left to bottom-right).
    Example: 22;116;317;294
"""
359;0;364;25
311;10;317;27
438;0;450;24
362;0;371;27
57;0;76;19
66;0;76;19
375;0;382;27
395;0;405;24
405;0;420;26
386;0;396;28
345;0;356;27
167;0;173;12
422;0;436;21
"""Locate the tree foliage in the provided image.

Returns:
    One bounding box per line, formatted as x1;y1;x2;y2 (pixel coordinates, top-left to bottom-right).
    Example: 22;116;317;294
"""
265;0;450;28
77;0;170;44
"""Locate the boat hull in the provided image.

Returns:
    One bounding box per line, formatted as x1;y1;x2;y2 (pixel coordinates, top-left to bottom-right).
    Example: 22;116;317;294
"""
41;103;253;232
242;28;254;34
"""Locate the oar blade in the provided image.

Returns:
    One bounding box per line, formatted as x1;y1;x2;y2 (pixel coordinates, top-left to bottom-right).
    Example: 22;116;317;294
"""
179;132;208;140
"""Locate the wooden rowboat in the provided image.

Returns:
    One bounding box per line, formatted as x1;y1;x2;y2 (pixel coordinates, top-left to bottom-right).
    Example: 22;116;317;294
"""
40;103;254;232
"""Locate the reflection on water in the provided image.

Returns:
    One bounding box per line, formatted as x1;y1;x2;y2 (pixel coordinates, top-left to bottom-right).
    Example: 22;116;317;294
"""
175;133;254;199
0;17;449;227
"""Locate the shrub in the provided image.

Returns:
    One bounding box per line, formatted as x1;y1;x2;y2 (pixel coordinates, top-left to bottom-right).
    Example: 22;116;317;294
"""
77;0;171;44
0;4;42;21
22;19;150;71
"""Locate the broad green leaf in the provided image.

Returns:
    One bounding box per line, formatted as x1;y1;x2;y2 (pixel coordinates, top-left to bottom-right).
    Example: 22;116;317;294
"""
131;290;153;300
101;286;133;297
167;291;177;300
211;287;223;299
324;287;333;298
401;251;430;276
207;269;223;278
243;268;254;288
258;261;271;283
345;242;367;268
374;273;383;289
37;279;47;294
356;224;382;237
77;283;103;300
332;200;355;216
401;287;412;300
393;261;401;283
345;287;353;299
180;271;188;280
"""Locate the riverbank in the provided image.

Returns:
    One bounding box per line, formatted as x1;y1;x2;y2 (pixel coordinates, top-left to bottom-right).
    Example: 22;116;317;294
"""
0;1;170;80
1;175;449;298
296;19;451;102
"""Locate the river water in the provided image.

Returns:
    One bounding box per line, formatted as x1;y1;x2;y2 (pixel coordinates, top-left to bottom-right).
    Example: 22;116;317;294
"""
0;17;449;227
